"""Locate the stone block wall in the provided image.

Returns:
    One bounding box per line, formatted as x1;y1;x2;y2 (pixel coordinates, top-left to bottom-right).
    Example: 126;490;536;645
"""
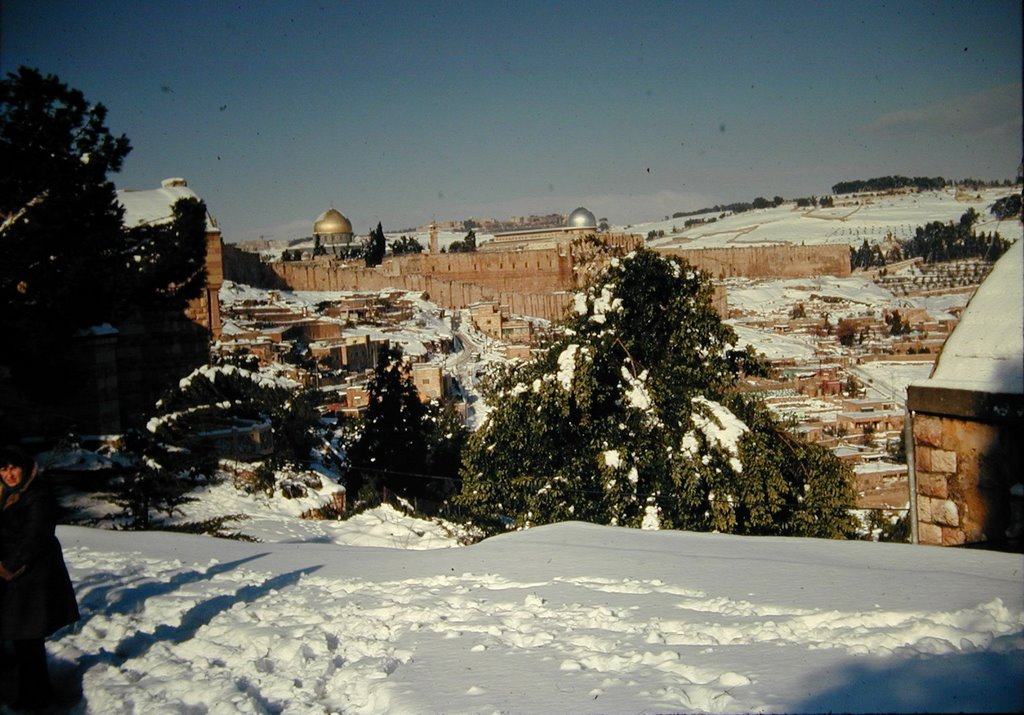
657;243;851;278
910;397;1023;550
224;242;845;323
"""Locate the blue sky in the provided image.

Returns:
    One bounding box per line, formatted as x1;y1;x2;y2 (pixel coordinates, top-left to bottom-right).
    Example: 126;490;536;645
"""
3;1;1021;242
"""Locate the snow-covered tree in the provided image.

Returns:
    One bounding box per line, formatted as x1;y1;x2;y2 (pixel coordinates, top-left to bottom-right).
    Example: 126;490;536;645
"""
2;67;131;385
456;249;857;538
151;363;322;466
1;67;207;437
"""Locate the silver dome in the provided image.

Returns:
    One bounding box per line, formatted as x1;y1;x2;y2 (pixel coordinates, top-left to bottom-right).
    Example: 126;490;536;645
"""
567;207;597;229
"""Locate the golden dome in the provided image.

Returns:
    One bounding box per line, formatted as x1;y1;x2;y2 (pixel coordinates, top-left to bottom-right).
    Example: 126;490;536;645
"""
314;207;353;235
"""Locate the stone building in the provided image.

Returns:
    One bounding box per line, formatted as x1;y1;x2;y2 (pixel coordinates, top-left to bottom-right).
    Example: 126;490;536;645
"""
907;240;1023;551
485;207;601;251
109;179;224;430
117;178;224;340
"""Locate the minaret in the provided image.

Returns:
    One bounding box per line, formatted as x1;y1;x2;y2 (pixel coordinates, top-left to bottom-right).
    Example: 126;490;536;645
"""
429;220;438;254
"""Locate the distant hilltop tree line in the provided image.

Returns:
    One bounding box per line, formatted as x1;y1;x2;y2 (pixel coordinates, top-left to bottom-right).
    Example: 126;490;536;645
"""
832;175;1019;195
850;207;1014;269
668;195;836;224
669;174;1021;227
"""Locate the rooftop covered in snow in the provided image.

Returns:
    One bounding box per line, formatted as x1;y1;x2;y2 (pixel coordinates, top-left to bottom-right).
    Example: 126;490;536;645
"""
907;239;1023;424
916;239;1022;396
117;177;220;233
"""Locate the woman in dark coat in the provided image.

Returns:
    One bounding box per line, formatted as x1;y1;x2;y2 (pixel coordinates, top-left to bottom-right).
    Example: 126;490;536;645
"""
0;446;80;710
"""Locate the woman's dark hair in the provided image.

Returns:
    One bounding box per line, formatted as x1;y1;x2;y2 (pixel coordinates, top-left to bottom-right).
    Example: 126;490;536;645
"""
0;446;34;474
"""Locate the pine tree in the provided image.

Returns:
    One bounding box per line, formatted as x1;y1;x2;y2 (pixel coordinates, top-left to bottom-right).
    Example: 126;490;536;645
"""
456;249;857;538
344;344;429;502
151;362;322;467
108;429;206;530
1;67;209;436
1;67;131;382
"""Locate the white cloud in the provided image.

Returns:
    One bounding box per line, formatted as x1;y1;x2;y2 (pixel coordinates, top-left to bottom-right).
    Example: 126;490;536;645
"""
864;83;1022;138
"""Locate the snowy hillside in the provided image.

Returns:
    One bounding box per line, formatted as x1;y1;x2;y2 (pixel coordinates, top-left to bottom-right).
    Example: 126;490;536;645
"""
52;520;1023;714
634;187;1021;249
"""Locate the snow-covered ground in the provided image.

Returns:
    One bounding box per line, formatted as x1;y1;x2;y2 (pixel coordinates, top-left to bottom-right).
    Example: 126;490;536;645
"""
266;188;1022;256
853;361;936;402
637;187;1022;249
50;518;1023;714
218;280;510;428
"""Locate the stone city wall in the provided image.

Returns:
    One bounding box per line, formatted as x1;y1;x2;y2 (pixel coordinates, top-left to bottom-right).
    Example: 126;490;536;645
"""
225;245;578;321
224;242;847;322
386;250;575;294
655;243;851;278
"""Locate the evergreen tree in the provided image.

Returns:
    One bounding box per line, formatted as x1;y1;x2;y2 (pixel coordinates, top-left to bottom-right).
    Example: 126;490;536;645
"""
344;344;429;501
1;67;209;435
389;235;423;255
991;193;1021;221
342;346;467;510
450;229;477;253
120;196;209;311
456;249;857;537
152;362;323;466
108;428;208;530
364;221;386;267
1;67;131;379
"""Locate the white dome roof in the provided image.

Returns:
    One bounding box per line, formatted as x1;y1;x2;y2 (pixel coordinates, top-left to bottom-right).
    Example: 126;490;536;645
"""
567;207;597;229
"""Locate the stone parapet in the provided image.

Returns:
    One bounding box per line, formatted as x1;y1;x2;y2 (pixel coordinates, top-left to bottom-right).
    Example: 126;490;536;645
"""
910;389;1023;551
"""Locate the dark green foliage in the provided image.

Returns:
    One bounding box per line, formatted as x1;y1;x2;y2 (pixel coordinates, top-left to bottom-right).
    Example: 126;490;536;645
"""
345;344;427;498
906;211;1010;263
457;249;857;538
832;176;946;195
121;196;209;310
423;400;469;498
726;396;857;538
0;67;209;435
863;509;911;543
390;235;423;255
851;239;887;269
152;363;323;466
107;429;207;530
1;67;131;376
885;310;911;336
0;67;206;329
448;229;477;253
344;344;465;507
670;201;754;219
160;515;259;541
991;193;1021;221
364;222;386;267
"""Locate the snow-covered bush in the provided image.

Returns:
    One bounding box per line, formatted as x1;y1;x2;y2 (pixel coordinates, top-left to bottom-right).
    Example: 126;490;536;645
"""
457;249;857;537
